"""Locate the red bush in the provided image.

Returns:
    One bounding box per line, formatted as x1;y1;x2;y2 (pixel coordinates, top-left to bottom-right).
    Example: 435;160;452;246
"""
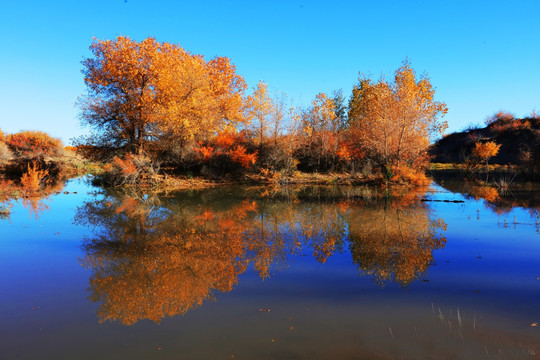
194;131;258;172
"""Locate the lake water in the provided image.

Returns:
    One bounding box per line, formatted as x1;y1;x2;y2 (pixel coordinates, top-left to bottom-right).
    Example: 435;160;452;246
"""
1;178;539;359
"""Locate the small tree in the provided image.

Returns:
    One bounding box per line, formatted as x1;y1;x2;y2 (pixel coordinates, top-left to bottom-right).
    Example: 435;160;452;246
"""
245;81;274;148
472;141;501;167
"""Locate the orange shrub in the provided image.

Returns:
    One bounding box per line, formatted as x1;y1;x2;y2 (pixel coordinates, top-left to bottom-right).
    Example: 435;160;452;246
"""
112;154;138;176
228;145;257;168
390;164;430;186
6;130;63;158
194;131;258;173
485;110;514;125
490;119;531;132
214;132;237;148
20;161;49;193
194;145;214;161
99;153;158;186
336;144;352;161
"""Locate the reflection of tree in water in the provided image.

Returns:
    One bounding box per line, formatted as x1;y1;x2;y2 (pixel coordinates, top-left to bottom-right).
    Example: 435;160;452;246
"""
76;186;446;325
348;192;447;286
76;193;251;325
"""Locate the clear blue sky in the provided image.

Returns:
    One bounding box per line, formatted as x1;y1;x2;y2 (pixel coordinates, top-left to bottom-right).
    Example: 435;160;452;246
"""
1;0;538;144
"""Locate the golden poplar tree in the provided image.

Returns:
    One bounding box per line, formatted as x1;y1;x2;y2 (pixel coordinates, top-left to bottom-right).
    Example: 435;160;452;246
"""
348;62;448;171
245;81;274;147
79;36;247;153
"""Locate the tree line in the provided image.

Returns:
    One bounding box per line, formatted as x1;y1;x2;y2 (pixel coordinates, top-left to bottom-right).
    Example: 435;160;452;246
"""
76;36;447;184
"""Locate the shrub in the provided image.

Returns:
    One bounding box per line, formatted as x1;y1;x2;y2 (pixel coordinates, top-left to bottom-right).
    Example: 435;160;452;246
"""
390;164;430;186
20;161;50;193
194;131;258;175
5;130;64;159
490;119;531;133
485;110;514;125
228;145;257;168
99;153;159;186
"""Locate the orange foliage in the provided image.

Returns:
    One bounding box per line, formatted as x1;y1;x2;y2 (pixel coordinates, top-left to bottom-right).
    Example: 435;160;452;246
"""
5;130;63;158
485;110;514;125
194;210;216;222
336;139;365;162
529;110;540;120
348;196;447;285
336;145;352;161
472;141;501;164
80;36;247;152
114;155;138;176
490;119;531;132
348;62;447;169
194;131;258;169
390;164;430;186
214;132;238;148
0;180;16;203
100;153;157;185
194;145;214;161
20;161;50;193
228;145;257;168
470;186;500;203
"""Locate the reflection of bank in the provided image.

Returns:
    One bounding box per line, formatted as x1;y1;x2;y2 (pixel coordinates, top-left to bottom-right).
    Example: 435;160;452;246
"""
75;187;446;325
0;178;66;219
435;179;540;215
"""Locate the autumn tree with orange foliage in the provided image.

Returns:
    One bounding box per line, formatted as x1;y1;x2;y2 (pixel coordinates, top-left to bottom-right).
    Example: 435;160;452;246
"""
472;141;501;166
348;62;447;179
79;36;247;153
296;92;346;171
347;190;447;285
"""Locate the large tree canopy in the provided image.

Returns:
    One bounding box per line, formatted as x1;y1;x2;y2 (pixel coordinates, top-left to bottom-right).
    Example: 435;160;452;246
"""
79;36;247;152
348;62;448;168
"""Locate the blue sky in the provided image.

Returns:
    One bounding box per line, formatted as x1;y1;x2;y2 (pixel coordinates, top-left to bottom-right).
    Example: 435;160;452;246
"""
1;0;538;144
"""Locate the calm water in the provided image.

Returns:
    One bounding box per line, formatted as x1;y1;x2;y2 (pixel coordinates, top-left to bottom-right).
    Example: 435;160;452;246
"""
1;179;539;359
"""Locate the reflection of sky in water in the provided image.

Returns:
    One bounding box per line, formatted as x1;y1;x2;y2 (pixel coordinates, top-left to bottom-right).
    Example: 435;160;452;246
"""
0;180;539;358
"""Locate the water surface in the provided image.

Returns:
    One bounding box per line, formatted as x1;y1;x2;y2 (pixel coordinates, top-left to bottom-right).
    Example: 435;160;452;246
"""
1;179;539;359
